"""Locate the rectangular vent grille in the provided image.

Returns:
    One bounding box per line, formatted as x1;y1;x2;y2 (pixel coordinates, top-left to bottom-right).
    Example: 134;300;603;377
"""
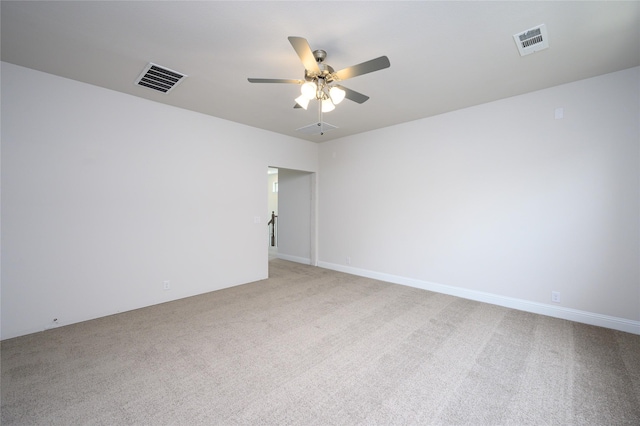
514;24;549;56
135;63;187;94
296;122;338;135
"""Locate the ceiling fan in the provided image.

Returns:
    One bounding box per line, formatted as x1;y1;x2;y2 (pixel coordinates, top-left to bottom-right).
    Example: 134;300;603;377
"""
248;36;390;113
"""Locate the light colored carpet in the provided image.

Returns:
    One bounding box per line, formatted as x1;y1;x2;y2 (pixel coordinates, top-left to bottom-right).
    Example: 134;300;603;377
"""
2;259;639;425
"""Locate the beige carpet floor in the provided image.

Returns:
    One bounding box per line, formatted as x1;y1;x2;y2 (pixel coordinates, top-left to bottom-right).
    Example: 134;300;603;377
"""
2;259;639;425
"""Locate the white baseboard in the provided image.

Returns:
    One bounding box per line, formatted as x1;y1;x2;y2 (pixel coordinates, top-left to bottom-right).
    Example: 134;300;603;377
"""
317;261;640;335
278;253;311;265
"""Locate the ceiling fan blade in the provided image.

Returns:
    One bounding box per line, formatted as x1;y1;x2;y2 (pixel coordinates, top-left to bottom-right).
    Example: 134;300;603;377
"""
288;36;321;74
248;78;304;84
336;85;370;104
334;56;390;81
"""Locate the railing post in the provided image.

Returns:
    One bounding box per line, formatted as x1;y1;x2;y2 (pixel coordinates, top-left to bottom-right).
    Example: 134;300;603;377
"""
267;211;277;247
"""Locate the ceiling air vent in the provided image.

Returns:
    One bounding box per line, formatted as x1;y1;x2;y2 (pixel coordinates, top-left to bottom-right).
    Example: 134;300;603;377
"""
135;63;187;94
296;122;338;136
513;24;549;56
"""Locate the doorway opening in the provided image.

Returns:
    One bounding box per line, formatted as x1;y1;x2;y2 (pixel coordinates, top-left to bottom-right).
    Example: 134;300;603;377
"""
267;167;279;261
267;167;316;266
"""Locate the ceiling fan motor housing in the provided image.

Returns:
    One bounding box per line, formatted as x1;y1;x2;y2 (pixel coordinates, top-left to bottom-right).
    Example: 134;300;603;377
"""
304;50;335;82
305;64;335;82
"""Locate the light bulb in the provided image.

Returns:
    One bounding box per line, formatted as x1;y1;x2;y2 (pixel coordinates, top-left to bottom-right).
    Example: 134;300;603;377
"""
321;99;335;113
329;86;346;105
301;82;317;100
295;96;310;110
294;95;310;110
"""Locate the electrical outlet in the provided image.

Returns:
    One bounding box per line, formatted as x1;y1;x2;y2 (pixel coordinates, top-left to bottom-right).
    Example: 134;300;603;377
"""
551;291;560;303
554;107;564;119
346;256;351;265
45;318;60;330
163;280;171;290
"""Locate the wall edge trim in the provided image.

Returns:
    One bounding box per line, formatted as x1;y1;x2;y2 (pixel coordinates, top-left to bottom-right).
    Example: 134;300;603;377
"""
317;261;640;335
277;254;312;265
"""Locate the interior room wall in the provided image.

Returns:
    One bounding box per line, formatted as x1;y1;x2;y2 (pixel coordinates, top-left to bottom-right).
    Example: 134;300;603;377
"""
318;67;640;333
276;169;313;264
1;62;318;340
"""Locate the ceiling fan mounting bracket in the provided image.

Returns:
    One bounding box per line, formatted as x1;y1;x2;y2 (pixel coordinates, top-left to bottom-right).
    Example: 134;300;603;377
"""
313;49;327;63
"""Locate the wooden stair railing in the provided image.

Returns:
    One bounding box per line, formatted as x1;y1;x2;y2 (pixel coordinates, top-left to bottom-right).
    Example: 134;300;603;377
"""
267;211;277;247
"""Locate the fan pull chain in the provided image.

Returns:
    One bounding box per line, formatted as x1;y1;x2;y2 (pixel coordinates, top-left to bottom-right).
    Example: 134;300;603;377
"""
318;99;324;135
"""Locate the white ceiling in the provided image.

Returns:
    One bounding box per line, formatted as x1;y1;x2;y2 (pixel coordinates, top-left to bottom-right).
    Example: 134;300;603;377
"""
2;1;639;142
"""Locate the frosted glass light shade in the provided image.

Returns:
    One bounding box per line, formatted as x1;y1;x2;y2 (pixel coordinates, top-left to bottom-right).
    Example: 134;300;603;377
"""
301;82;317;100
295;95;310;110
329;86;346;104
321;99;335;113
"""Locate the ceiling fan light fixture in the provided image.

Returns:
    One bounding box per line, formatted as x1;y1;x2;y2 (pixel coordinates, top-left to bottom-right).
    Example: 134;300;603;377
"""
295;95;310;110
249;36;391;120
301;81;317;100
329;86;346;105
321;98;335;113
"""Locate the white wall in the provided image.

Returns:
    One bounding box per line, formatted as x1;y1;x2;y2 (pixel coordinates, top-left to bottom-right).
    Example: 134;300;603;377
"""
277;169;313;264
319;67;640;333
3;63;638;339
1;62;318;340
